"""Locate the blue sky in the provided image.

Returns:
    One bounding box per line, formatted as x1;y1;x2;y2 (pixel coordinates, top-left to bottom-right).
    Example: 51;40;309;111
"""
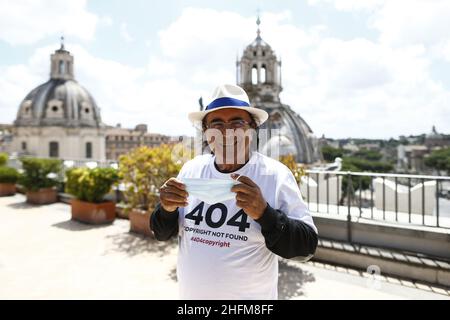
0;0;449;139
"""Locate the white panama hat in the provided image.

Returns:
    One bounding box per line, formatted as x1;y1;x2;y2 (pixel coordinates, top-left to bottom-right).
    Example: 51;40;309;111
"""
188;84;269;127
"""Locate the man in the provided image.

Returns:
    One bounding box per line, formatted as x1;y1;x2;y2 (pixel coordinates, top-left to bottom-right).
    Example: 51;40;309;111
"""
151;84;318;299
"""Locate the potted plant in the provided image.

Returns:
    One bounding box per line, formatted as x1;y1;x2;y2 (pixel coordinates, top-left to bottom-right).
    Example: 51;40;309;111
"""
119;144;183;237
19;157;62;204
0;166;20;196
65;167;119;224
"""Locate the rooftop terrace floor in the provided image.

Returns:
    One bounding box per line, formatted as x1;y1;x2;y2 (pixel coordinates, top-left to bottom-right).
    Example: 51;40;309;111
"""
0;194;448;300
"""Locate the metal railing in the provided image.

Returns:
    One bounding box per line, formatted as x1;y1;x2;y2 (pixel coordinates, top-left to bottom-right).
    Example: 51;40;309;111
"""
303;170;450;231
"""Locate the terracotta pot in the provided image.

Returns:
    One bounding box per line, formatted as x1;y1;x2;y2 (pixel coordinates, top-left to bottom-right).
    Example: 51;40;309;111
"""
0;183;16;196
26;187;58;205
71;198;116;224
129;208;154;237
115;204;129;220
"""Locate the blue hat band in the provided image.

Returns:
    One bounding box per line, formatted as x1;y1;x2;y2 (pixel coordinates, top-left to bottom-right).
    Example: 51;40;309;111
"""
206;97;250;111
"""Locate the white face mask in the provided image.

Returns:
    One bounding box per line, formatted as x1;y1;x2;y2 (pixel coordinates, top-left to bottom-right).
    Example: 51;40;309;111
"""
180;178;239;205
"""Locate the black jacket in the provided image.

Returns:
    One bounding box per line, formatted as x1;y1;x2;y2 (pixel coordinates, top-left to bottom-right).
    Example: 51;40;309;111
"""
150;202;318;260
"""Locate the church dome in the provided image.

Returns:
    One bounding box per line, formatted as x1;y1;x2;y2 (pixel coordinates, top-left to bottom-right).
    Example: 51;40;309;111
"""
259;104;322;164
14;41;103;128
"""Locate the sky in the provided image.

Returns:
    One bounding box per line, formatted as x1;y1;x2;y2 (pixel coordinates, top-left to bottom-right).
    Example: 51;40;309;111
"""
0;0;449;139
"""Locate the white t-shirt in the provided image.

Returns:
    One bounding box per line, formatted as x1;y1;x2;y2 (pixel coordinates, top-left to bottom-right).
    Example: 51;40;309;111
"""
176;151;317;300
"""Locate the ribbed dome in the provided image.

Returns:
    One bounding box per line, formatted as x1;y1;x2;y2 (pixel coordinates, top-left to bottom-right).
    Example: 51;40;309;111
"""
14;42;103;128
15;79;102;128
258;104;322;164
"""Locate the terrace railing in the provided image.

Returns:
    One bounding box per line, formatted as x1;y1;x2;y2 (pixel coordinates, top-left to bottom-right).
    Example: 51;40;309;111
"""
302;170;450;230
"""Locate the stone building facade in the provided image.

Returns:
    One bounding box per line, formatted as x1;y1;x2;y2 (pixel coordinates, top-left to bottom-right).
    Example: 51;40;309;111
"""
105;123;172;160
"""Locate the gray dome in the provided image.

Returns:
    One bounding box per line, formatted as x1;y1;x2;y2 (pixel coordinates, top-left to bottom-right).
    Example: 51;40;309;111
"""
15;43;103;128
258;103;322;164
15;79;102;128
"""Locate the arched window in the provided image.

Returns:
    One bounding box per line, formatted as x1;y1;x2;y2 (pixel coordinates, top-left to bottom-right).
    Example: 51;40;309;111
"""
86;142;92;159
252;65;258;85
261;65;267;83
59;61;65;74
49;141;59;158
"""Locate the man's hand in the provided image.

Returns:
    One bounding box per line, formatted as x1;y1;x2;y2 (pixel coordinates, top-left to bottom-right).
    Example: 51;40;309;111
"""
159;178;189;213
230;174;267;220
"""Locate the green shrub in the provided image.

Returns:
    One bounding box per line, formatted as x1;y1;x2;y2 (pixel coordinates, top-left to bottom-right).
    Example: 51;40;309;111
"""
0;166;20;184
65;167;119;203
425;147;450;171
19;158;62;191
119;145;183;211
321;145;344;162
352;149;383;161
0;153;8;166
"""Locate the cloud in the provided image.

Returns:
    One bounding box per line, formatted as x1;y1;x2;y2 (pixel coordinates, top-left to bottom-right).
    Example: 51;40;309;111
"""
0;64;43;122
431;40;450;62
120;23;134;43
372;0;450;48
0;0;100;45
308;0;384;12
156;7;252;88
282;35;449;138
309;0;450;49
299;0;450;137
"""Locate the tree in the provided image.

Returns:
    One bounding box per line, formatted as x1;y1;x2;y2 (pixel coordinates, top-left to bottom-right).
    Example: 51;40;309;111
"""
321;145;344;162
353;149;383;161
425;148;450;172
343;157;393;173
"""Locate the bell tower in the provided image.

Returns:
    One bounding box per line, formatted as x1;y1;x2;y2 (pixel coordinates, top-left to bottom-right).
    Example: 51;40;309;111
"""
50;36;74;80
236;14;282;104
